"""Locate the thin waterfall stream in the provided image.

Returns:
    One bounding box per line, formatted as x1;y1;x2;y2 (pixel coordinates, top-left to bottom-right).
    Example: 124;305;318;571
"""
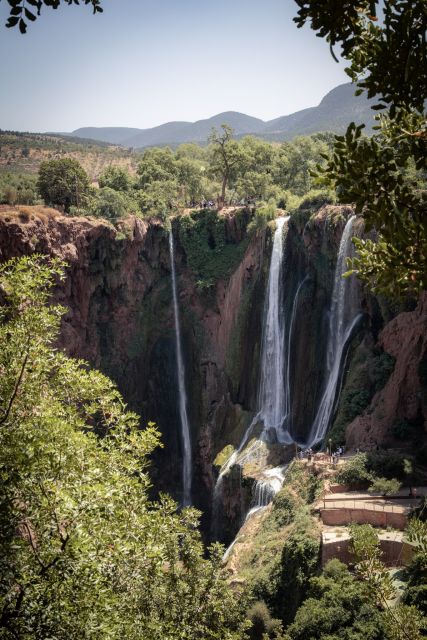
169;230;192;506
307;215;362;447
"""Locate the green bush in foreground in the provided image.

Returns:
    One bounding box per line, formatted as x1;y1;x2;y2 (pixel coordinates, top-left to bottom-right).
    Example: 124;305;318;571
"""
287;559;386;640
0;255;249;640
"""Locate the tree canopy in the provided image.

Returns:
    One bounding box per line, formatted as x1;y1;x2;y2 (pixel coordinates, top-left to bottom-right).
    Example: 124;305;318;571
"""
0;255;249;639
3;0;103;33
294;0;427;297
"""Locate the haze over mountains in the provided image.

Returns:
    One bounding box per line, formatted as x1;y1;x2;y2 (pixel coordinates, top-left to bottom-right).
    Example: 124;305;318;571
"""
68;83;376;149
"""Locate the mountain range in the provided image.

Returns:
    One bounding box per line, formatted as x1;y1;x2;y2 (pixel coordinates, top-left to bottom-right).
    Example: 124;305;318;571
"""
67;83;376;148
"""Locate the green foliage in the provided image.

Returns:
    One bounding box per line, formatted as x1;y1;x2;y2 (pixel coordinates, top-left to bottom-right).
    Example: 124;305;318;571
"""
0;255;249;639
271;530;320;624
336;453;371;486
287;559;386;640
4;0;103;34
247;200;277;233
246;601;283;640
178;208;250;286
87;186;139;223
294;1;427;298
366;450;406;481
368;477;401;496
38;157;90;212
329;346;395;447
214;444;235;468
249;463;321;625
0;171;39;205
99;165;133;191
350;523;427;640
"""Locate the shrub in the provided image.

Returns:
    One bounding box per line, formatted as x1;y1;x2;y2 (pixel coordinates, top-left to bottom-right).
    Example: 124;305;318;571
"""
272;487;298;526
287;559;386;640
273;531;320;624
368;352;395;393
89;187;138;223
246;601;283;640
368;477;401;496
366;450;406;481
247;200;277;233
336;453;371;486
98;165;133;192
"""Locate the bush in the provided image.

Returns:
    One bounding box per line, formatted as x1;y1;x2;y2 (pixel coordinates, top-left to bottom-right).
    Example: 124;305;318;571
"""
368;477;401;496
366;450;406;481
272;487;298;526
273;531;320;624
98;165;133;192
336;453;371;486
247;601;283;640
287;560;386;640
88;187;138;223
247;200;277;233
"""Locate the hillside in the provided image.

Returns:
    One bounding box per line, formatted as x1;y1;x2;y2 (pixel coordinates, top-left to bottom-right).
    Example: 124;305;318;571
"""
68;83;376;148
0;131;142;179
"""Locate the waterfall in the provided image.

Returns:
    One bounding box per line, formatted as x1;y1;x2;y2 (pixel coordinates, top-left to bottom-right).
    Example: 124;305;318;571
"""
169;230;192;506
258;216;293;444
286;275;309;438
307;215;362;447
246;466;287;518
211;218;292;537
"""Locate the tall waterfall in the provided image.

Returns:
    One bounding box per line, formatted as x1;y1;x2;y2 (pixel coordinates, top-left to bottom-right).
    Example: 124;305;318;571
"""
169;231;192;506
258;216;293;444
307;215;362;447
211;217;291;538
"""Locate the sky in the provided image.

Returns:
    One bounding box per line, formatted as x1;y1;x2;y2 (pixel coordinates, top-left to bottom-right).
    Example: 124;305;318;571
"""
0;0;348;132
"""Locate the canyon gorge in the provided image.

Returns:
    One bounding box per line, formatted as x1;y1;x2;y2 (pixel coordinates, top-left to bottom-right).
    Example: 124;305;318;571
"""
0;204;426;544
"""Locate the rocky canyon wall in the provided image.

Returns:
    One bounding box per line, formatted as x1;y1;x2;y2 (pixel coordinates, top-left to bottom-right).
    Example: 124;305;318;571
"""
0;204;425;538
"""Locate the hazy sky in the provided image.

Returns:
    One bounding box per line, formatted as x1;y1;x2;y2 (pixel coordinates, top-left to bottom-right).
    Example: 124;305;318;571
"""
0;0;348;132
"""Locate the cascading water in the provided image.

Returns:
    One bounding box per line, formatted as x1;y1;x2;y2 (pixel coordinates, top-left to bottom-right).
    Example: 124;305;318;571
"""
246;466;287;518
169;230;192;506
258;216;293;444
211;217;292;537
286;275;309;438
307;215;362;447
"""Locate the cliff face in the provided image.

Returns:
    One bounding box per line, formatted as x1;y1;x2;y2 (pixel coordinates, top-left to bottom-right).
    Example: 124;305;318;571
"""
1;204;426;539
346;293;427;450
0;206;269;528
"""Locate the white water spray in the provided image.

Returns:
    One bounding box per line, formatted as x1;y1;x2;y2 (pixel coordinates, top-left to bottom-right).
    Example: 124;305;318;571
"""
169;231;192;506
307;215;362;447
246;465;287;518
257;216;292;444
211;218;291;536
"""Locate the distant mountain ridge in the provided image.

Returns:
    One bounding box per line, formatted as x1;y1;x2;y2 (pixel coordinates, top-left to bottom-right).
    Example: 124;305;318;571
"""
68;83;376;148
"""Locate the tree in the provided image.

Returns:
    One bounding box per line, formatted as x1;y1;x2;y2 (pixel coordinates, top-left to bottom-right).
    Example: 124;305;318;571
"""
350;524;426;640
38;158;90;212
3;0;103;34
136;147;178;190
88;186;138;223
294;0;427;298
0;255;249;639
287;559;386;640
99;165;133;192
208;125;246;208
